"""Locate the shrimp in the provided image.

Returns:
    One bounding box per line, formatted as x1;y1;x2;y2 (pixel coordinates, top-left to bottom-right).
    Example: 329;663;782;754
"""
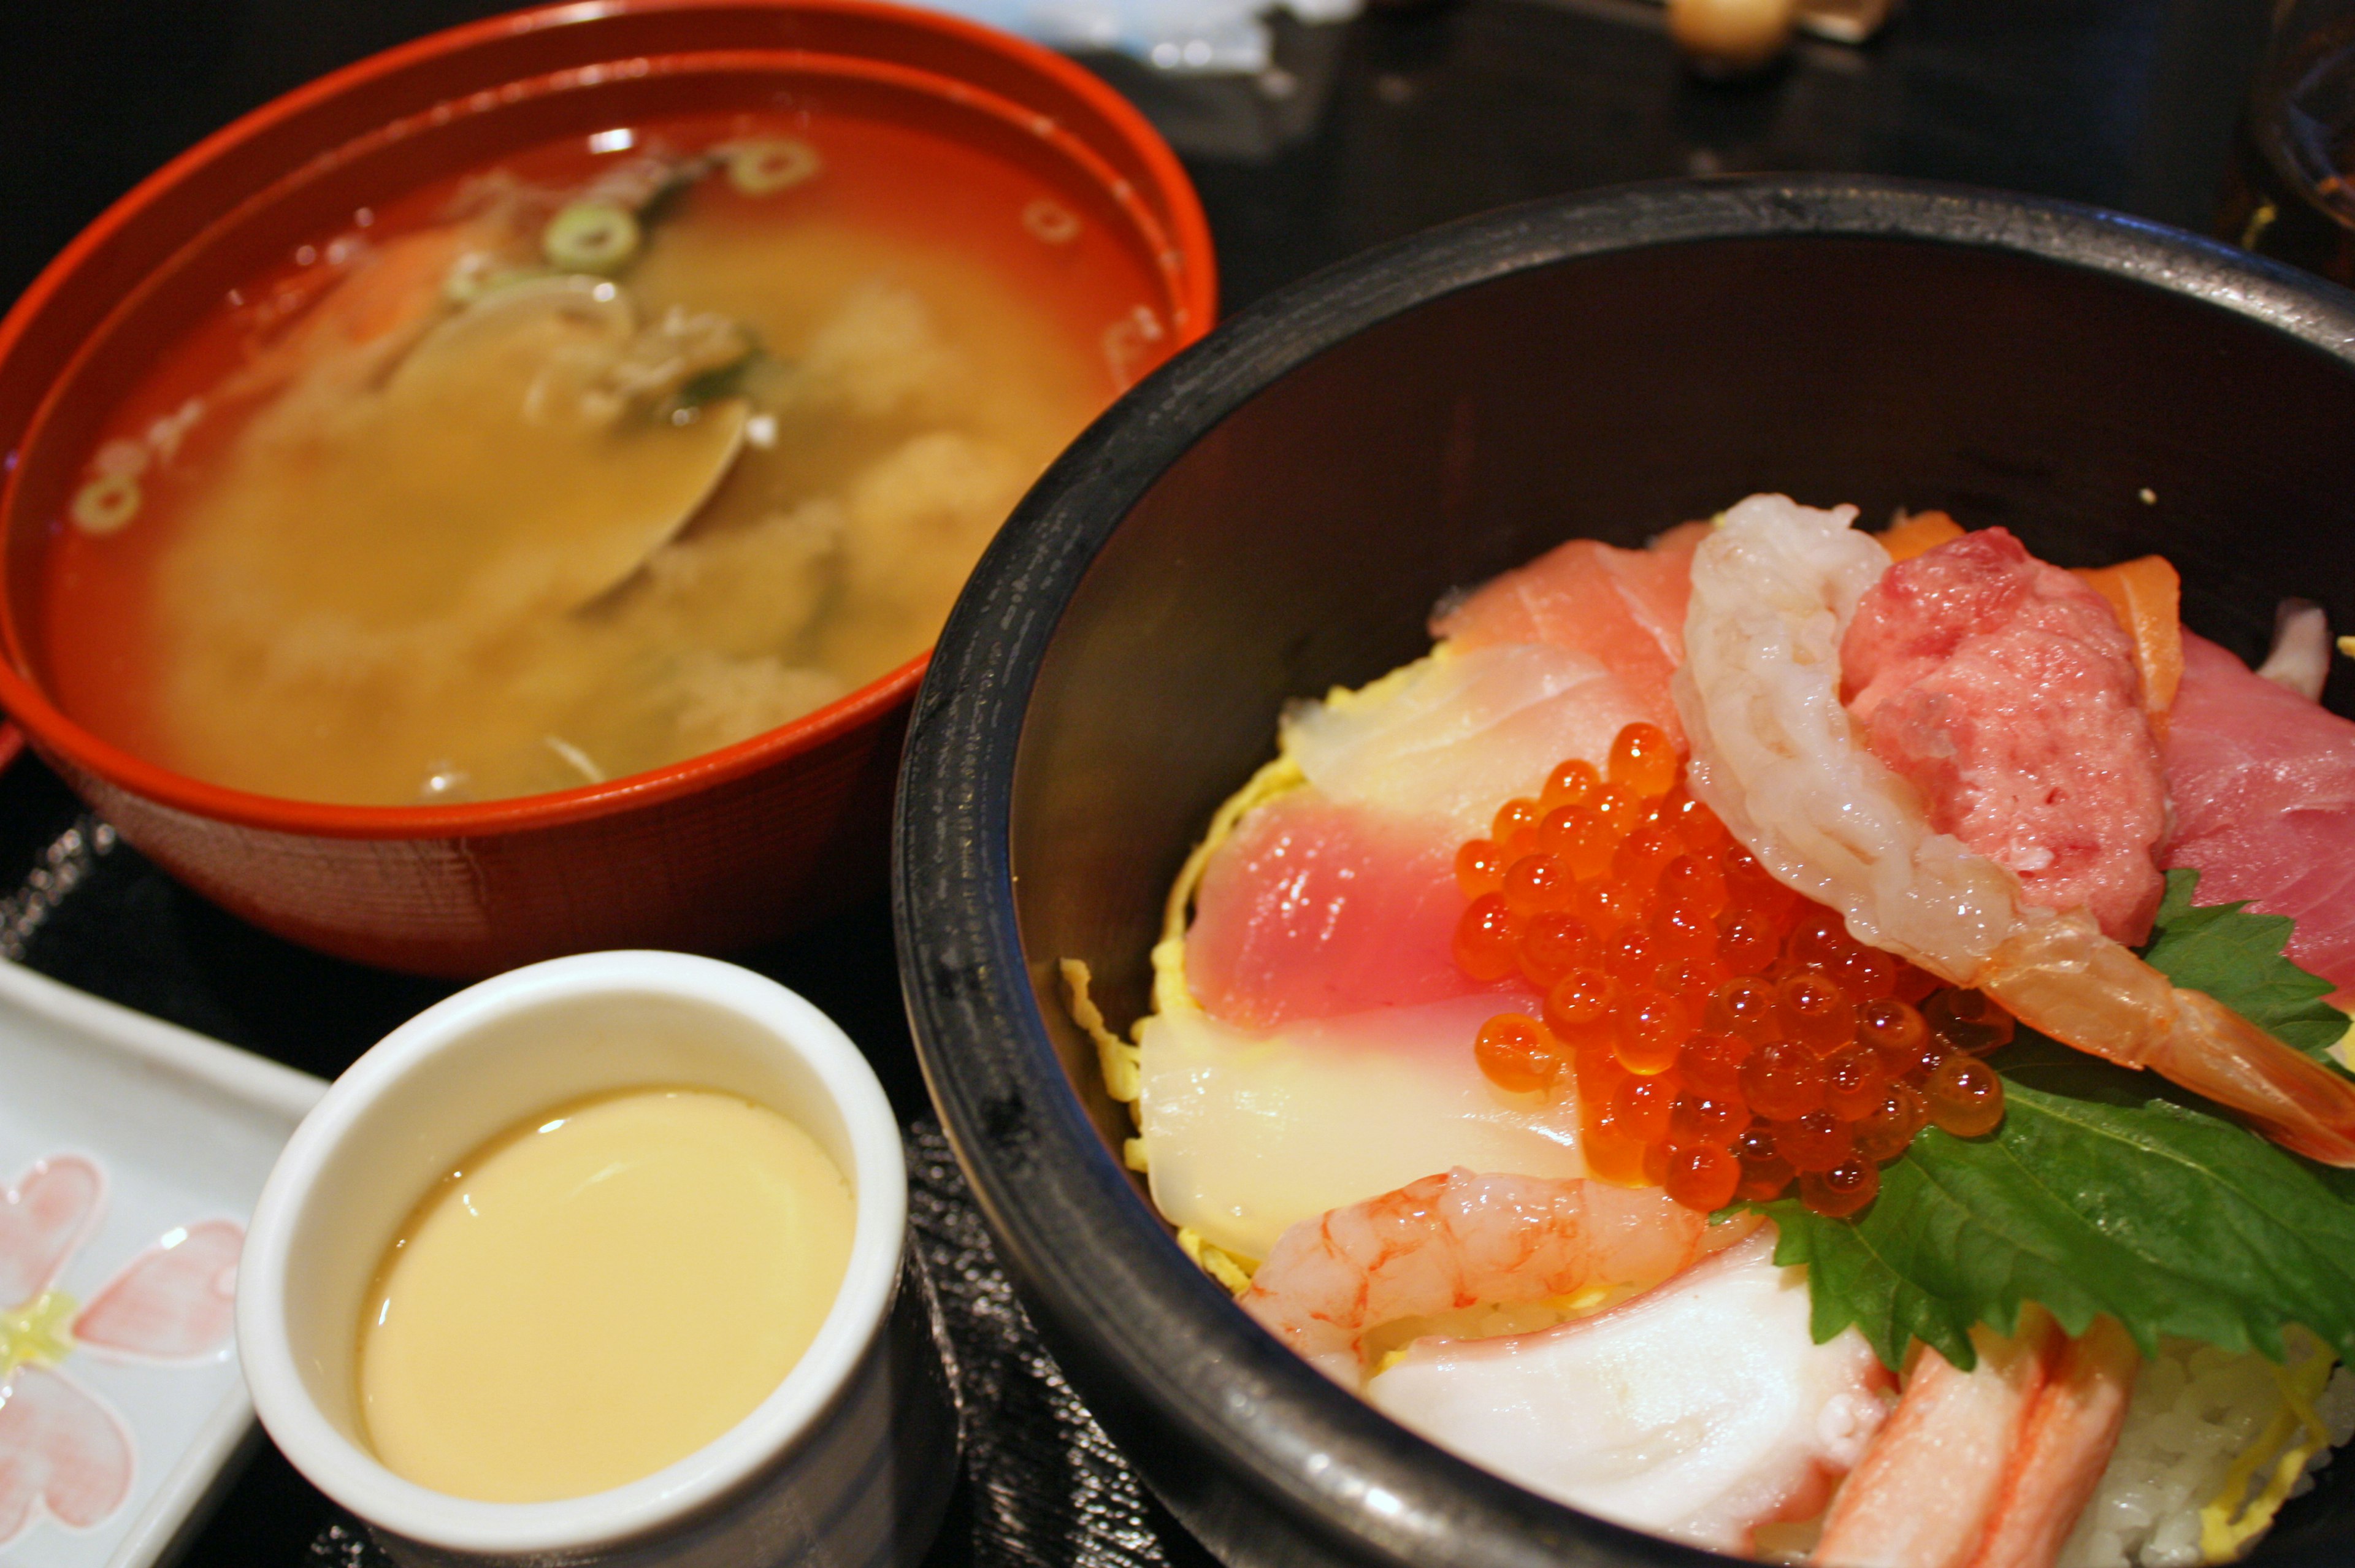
1672;494;2355;1165
1235;1166;1740;1383
1813;1310;2139;1568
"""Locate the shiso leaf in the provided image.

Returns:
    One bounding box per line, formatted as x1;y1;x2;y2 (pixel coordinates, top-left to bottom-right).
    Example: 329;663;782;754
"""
2140;868;2350;1060
1745;879;2355;1372
1753;1038;2355;1372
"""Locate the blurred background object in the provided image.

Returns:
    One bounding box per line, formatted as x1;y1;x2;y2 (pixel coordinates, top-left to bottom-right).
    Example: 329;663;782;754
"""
2218;0;2355;283
0;0;2287;312
1664;0;1798;78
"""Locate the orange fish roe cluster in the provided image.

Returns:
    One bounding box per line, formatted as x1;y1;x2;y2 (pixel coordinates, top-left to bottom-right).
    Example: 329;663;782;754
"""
1455;722;2012;1218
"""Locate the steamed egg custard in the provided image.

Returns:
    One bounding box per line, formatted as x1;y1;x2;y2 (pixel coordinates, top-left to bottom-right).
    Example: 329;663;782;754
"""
356;1087;854;1503
44;115;1165;804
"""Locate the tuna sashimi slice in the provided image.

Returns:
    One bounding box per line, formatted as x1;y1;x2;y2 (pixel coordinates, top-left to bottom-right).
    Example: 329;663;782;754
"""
1840;527;2169;945
1138;994;1572;1261
1283;642;1661;840
1368;1230;1891;1556
1188;787;1490;1031
2162;632;2355;995
1432;522;1708;744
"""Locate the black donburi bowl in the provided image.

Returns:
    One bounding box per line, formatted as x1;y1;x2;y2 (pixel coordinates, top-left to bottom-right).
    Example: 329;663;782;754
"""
892;175;2355;1567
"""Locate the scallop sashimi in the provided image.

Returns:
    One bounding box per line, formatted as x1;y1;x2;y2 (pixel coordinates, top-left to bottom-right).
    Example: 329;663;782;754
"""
1137;996;1582;1261
2161;631;2355;996
1433;523;1709;746
1367;1229;1891;1556
1842;527;2169;945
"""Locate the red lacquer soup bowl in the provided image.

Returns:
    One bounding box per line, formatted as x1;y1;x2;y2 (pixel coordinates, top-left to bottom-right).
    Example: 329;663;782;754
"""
0;0;1212;976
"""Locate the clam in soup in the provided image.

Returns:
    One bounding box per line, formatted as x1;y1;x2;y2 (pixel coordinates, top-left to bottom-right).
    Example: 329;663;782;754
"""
42;115;1168;805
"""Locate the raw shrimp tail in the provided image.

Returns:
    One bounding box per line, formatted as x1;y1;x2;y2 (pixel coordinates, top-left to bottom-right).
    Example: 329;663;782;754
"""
1983;911;2355;1166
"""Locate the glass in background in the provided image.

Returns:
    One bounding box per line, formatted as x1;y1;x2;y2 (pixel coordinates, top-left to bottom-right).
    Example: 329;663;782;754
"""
2220;0;2355;285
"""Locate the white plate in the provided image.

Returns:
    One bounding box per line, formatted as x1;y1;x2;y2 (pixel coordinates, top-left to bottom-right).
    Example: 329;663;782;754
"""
0;958;323;1568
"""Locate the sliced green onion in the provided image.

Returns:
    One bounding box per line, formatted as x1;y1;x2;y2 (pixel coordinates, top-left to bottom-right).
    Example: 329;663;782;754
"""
723;138;821;196
1022;198;1081;245
71;473;141;535
542;202;641;273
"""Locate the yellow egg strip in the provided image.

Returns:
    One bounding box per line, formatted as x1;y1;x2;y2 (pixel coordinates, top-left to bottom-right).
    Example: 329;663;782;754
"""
2199;1342;2338;1562
1178;1228;1258;1295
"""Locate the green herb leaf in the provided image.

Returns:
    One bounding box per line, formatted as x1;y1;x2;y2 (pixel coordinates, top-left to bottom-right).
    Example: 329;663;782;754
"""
1755;1036;2355;1371
2140;868;2350;1058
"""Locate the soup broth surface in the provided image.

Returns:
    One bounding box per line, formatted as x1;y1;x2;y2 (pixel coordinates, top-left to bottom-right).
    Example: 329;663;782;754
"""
43;111;1163;803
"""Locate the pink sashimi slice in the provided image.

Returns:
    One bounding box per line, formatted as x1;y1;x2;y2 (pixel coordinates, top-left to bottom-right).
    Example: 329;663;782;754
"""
1841;527;2169;946
1431;522;1708;745
1189;788;1499;1031
2162;632;2355;995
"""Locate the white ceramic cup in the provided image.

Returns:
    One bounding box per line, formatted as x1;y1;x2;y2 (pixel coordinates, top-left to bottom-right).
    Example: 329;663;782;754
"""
238;951;957;1568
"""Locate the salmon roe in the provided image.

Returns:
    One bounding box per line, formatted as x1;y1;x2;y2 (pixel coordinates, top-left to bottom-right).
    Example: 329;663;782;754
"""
1457;723;2010;1217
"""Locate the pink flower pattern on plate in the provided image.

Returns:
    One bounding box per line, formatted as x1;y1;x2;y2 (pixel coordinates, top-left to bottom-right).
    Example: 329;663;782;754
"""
0;1155;243;1545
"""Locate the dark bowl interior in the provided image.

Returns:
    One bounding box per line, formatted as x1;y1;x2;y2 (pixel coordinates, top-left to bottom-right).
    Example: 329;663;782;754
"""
895;176;2355;1567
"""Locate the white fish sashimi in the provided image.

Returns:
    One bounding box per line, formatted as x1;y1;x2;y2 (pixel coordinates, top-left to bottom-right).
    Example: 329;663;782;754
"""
1367;1230;1891;1556
1284;643;1660;840
1139;995;1586;1261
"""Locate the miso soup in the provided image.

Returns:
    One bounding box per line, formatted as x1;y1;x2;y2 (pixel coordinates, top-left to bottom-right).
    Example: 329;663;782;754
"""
41;112;1172;805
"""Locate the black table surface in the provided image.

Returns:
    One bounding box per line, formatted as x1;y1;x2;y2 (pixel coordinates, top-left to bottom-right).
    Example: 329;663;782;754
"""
0;0;2294;1562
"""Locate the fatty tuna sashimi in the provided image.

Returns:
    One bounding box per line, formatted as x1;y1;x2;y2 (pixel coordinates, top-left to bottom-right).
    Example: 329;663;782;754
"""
1284;642;1661;839
1138;996;1577;1261
1433;522;1708;744
1187;789;1485;1031
1368;1230;1891;1556
2162;632;2355;995
1840;527;2169;945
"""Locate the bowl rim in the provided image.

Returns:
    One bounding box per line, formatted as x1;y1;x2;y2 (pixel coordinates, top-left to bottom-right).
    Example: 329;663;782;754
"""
0;0;1214;840
893;172;2355;1568
236;950;910;1553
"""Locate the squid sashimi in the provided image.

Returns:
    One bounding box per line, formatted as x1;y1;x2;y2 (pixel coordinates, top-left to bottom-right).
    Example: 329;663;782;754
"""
1138;998;1584;1261
1842;527;2169;945
1368;1230;1891;1556
1433;524;1709;744
2161;631;2355;997
1675;494;2355;1164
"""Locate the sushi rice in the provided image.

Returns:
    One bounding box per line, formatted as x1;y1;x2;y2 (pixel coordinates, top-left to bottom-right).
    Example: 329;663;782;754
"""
2057;1339;2355;1568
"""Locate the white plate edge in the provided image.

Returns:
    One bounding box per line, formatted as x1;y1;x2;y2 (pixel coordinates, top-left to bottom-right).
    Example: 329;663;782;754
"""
0;957;331;1568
